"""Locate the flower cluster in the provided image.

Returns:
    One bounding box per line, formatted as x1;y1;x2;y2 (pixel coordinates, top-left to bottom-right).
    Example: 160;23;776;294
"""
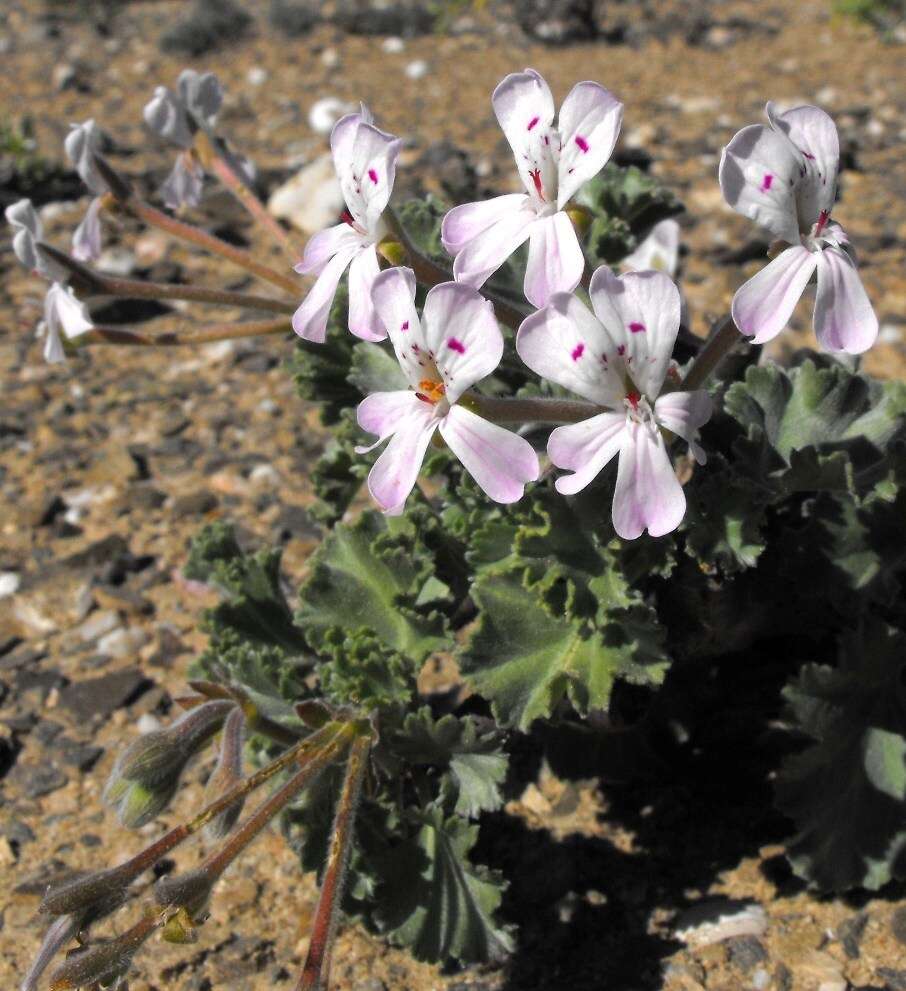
6;69;880;541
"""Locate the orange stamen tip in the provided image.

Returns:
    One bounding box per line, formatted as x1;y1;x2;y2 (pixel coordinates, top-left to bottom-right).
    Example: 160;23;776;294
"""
417;379;445;404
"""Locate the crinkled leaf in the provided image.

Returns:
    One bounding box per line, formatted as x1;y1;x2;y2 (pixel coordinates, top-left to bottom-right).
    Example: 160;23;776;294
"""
348;341;408;395
375;806;513;964
319;629;416;711
776;621;906;890
296;510;450;662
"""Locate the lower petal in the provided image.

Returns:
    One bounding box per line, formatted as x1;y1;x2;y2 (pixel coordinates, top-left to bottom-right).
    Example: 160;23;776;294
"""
367;408;438;513
356;390;423;452
439;405;539;504
292;246;357;343
547;412;626;495
524;211;585;309
451;207;535;290
441;194;529;254
347;245;386;342
612;422;685;540
72;197;103;263
814;247;878;354
731;245;818;345
294;224;362;276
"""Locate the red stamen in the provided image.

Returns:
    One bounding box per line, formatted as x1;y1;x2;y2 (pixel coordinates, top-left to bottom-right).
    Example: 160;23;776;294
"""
816;209;830;234
341;210;356;228
529;168;545;200
627;390;641;410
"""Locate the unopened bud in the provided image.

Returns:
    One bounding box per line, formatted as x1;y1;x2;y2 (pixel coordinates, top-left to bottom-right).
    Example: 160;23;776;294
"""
105;700;234;828
21;915;80;991
47;917;154;991
565;205;592;238
154;868;213;922
40;867;130;923
377;237;406;268
161;907;200;945
203;706;246;840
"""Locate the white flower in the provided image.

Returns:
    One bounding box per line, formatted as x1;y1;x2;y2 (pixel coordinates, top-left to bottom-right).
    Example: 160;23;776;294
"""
42;284;94;364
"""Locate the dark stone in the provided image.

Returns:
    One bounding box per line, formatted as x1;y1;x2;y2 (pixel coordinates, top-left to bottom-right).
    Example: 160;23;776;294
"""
838;911;868;959
33;720;65;746
725;935;768;972
774;963;793;991
34;494;67;527
879;969;906;991
269;0;320;35
121;484;167;513
514;0;596;43
61;534;130;572
59;667;152;722
333;0;435;35
10;760;67;798
3;818;36;847
147;625;189;669
714;238;771;266
80;833;103;848
89;298;173;325
272;504;320;542
14;667;68;703
1;713;37;734
159;0;252;55
234;350;278;372
0;735;20;778
416;141;478;203
56;738;104;771
172;490;218;519
892;905;906;946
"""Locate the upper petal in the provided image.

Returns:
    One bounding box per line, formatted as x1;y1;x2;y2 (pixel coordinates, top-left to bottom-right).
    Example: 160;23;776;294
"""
767;102;838;229
654;389;713;465
621;218;681;276
371;266;429;389
45;283;94;341
5;198;42;238
516;292;625;407
730;244;817;345
441;193;530;255
347;245;386;342
612;421;685;540
143;86;192;148
64;120;107;196
295;223;364;276
159;154;204;210
422;282;503;403
813;246;878;354
719;123;802;244
555;81;623;209
366;405;438;513
523;211;585;308
492;68;556;165
71;197;104;263
439;405;539;504
331;114;402;234
588;266;682;400
451;206;536;290
547;411;626;495
177;69;223;129
291;244;359;343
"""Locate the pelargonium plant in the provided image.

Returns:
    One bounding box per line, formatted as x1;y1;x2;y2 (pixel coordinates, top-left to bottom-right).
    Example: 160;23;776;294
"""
9;66;906;991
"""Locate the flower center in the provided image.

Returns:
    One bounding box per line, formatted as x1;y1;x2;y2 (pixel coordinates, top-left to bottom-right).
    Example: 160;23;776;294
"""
416;379;446;405
623;390;654;425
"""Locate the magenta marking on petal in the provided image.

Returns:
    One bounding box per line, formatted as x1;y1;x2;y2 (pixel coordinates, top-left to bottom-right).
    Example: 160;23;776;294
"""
447;337;466;354
571;342;585;361
761;173;774;192
527;116;539;131
617;344;626;356
575;135;589;153
803;151;816;160
629;321;646;334
543;134;550;146
401;320;409;331
368;168;378;184
412;343;420;352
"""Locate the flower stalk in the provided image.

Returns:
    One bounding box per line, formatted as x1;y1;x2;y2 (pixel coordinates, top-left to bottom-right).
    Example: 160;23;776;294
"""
81;316;291;349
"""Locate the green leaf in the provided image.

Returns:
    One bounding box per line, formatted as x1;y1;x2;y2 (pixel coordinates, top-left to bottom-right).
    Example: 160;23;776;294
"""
296;511;450;662
348;341;408;395
392;709;508;817
375;806;513;964
318;629;416;712
775;621;906;891
459;569;667;732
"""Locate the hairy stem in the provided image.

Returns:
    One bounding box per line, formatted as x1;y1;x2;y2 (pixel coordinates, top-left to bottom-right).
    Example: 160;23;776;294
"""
681;314;742;391
184;680;304;747
195;132;303;265
383;206;527;332
295;732;372;991
83;316;291;348
462;392;599;425
93;155;300;295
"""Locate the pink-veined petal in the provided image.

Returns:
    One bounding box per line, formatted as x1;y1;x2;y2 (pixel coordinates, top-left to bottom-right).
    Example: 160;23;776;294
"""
371;266;430;389
71;197;103;262
355;390;424;452
144;86;192;148
612;422;685;540
524;211;585;308
294;223;363;277
422;282;502;403
813;246;878;354
621;218;680;276
331;114;401;234
492;69;555;165
291;244;359;343
367;404;438;513
548;411;626;495
719;123;802;244
555;81;623;209
767;102;838;230
588;266;682;400
451;205;536;290
347;244;386;342
64;120;107;196
654;390;713;465
731;244;817;345
516;292;625;407
160;153;204;210
440;405;539;503
441;193;530;255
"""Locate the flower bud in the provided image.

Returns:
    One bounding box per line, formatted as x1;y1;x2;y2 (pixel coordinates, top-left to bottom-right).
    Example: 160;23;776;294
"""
203;705;246;840
40;867;130;923
47;918;153;991
104;700;234;828
154;868;213;922
377;237;406;268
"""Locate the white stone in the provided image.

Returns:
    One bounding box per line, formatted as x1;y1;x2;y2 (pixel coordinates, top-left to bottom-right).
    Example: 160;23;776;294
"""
97;247;137;278
405;60;429;80
879;323;902;345
0;572;20;598
98;626;149;659
247;66;268;87
382;36;405;53
267;154;344;235
250;463;280;489
308;97;356;136
674;900;767;948
320;48;340;69
78;609;121;643
137;713;162;735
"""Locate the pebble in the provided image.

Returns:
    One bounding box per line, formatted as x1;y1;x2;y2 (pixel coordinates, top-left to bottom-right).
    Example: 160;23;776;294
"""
0;572;20;598
320;47;340;68
267;154;344;234
674;900;768;948
247;66;268;87
77;609;121;643
96;247;137;278
892;905;906;945
10;760;68;798
381;36;405;52
137;713;162;734
405;59;428;80
59;667;152;722
308;97;357;136
97;625;149;659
